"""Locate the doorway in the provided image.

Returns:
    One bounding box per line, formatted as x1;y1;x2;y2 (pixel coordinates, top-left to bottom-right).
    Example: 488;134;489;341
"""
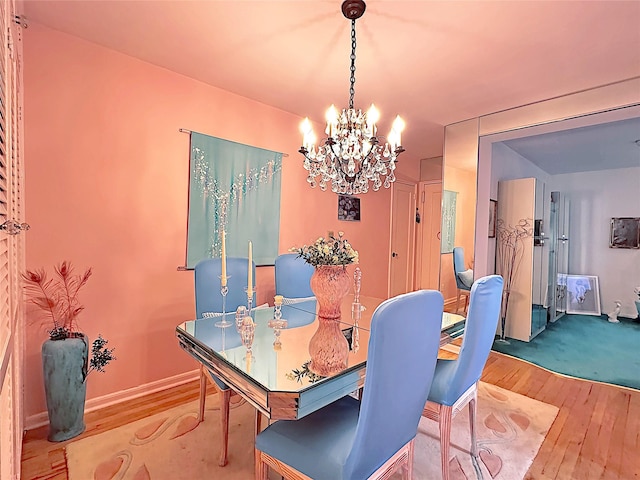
415;181;442;290
389;180;416;297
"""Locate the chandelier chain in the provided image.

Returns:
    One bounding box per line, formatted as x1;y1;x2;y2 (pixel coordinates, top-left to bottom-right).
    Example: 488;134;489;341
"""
349;19;356;110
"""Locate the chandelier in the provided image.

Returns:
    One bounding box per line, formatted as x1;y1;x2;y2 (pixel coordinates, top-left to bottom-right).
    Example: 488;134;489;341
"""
299;0;405;195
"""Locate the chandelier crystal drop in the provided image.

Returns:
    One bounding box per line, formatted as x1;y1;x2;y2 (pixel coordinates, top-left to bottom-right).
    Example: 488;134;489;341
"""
299;0;405;195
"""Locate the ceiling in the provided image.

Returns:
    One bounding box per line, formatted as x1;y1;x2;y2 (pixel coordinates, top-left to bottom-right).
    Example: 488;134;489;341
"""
22;0;640;165
502;116;640;175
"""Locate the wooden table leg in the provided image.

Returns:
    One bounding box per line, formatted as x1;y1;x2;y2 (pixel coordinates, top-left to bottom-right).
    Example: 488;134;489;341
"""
219;389;231;467
198;365;206;424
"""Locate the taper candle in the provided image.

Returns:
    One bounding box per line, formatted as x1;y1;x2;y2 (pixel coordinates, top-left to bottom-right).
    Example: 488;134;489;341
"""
247;241;253;297
220;230;227;287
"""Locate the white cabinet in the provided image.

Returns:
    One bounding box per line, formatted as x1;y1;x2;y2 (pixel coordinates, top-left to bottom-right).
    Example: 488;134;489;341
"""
497;177;547;342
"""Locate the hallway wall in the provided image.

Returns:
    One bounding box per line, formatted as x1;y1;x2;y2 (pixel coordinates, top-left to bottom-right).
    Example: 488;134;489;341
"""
549;167;640;318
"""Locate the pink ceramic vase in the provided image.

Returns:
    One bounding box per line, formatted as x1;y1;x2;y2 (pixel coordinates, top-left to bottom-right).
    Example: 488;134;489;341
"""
308;265;351;376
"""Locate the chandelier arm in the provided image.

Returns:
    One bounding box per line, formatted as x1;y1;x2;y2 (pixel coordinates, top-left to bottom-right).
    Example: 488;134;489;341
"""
360;148;376;168
327;141;356;180
298;147;318;164
327;140;342;161
324;140;362;183
372;134;405;163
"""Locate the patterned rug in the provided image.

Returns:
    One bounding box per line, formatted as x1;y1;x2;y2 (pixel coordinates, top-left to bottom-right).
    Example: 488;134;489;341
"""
66;382;557;480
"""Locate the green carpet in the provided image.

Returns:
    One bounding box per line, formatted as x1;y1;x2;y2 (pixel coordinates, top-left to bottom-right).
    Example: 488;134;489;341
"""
492;314;640;390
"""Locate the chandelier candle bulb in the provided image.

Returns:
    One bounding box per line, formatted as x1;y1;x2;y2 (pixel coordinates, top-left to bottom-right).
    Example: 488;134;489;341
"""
391;115;405;145
366;104;379;134
220;230;227;287
325;105;339;138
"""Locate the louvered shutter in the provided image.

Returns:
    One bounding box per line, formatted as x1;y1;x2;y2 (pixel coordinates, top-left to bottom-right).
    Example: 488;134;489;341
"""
0;1;25;478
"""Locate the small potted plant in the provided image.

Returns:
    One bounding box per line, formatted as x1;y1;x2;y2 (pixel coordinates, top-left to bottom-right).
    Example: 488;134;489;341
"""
22;261;115;441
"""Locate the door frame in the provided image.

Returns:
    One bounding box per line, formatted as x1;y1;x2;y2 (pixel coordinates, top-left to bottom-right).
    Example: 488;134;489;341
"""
414;181;442;290
388;178;417;298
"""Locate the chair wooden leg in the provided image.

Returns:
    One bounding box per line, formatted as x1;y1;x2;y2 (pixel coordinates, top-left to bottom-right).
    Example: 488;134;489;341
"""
255;450;268;480
404;438;414;480
455;291;461;314
219;389;231;467
198;365;207;423
255;409;263;436
253;409;262;469
439;405;453;480
469;390;478;456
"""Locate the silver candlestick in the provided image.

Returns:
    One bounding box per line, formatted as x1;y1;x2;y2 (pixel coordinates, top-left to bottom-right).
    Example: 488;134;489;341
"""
268;295;288;350
351;267;363;353
215;283;232;328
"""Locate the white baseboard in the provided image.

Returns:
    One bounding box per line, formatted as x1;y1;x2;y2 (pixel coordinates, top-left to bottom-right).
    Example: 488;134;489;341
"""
25;369;200;431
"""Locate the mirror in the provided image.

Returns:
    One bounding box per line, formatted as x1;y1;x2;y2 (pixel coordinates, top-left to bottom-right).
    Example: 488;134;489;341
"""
439;119;479;313
440;77;640;323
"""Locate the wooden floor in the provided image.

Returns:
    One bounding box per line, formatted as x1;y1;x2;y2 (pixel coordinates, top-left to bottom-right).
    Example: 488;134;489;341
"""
21;351;640;480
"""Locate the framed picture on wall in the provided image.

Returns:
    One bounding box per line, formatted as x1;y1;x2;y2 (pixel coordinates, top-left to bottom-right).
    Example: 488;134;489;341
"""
338;195;360;221
441;190;457;253
565;274;601;315
609;217;640;248
488;199;497;238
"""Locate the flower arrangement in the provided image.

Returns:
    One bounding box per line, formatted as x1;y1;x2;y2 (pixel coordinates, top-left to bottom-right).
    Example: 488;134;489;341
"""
291;231;359;267
22;261;115;376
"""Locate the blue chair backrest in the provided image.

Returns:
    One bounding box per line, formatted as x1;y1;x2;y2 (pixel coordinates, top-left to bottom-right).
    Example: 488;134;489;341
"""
275;253;314;298
343;290;444;479
446;275;504;401
453;246;469;290
194;257;256;317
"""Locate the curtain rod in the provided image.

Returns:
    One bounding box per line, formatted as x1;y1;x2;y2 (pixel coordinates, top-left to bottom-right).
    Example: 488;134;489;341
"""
180;128;289;157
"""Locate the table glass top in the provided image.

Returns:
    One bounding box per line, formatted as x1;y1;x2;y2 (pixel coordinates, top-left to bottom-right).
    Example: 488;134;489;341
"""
177;302;369;394
176;297;466;397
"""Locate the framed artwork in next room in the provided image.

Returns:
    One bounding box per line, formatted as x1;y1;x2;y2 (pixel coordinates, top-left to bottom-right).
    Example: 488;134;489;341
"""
489;199;497;238
566;275;601;316
609;217;640;249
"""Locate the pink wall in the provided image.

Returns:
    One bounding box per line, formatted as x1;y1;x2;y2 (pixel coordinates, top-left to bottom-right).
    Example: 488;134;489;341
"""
22;24;409;419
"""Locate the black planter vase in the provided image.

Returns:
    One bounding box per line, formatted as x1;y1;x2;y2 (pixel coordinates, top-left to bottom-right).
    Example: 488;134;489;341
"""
41;335;88;442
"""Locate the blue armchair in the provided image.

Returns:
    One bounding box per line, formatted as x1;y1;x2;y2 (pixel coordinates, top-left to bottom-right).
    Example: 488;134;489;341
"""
255;289;444;480
274;253;314;302
193;256;255;467
422;275;504;480
453;246;473;314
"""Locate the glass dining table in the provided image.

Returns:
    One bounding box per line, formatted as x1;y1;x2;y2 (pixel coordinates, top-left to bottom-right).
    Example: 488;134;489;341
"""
175;296;465;421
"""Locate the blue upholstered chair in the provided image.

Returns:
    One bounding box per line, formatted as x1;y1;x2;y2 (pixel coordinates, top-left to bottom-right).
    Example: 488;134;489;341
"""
422;275;504;480
453;246;473;314
255;289;445;480
274;253;314;301
193;257;256;467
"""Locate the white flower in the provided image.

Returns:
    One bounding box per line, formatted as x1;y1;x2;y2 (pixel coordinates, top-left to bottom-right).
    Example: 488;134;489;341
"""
291;233;358;267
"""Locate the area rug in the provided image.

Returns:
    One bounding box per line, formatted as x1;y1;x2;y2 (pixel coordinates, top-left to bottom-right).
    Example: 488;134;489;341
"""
66;383;557;480
492;314;640;390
